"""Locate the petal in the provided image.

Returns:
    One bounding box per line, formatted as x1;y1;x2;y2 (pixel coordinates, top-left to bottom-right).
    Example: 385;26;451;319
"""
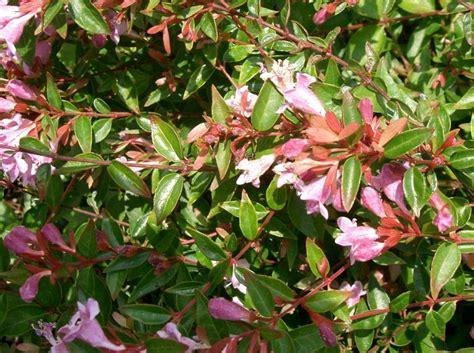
19;271;50;302
361;187;386;218
208;298;251;321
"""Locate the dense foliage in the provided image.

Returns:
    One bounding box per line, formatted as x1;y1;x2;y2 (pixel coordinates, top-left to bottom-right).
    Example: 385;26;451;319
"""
0;0;473;352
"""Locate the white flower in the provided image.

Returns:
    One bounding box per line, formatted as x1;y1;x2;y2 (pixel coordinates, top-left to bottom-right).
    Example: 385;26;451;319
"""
226;86;258;117
236;154;275;188
260;59;297;91
273;162;299;188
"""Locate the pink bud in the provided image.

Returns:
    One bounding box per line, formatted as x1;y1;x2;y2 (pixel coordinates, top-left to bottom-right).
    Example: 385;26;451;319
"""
361;187;386;218
278;138;310;159
318;322;337;347
0;97;15;112
4;226;43;256
313;8;329;25
6;79;37;101
358;98;373;124
92;34;107;48
208;298;251;321
19;270;51;302
35;40;52;65
41;224;69;249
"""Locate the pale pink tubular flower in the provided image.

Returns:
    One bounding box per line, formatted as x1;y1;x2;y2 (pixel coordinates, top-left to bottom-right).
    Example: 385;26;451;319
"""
107;11;128;45
156;322;208;353
33;321;68;353
318;321;337;347
361;187;386;218
57;298;125;351
273;162;299;188
0;97;15;112
358;98;374;124
225;86;257;118
295;176;331;219
208;298;252;321
19;270;51;302
429;192;453;233
283;73;326;116
4;225;44;257
335;217;384;264
236;154;275;188
372;163;409;214
339;281;366;307
0;11;35;54
41;223;75;252
6;79;37;100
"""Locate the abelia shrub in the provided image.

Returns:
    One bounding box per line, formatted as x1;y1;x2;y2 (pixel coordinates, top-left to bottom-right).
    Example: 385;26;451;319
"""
0;0;473;352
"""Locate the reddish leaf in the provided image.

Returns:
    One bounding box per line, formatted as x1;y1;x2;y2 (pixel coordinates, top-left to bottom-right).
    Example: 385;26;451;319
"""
378;118;407;147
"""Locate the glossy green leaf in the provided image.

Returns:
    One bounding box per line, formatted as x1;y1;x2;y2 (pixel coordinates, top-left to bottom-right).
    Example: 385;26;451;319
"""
92;119;112;143
19;137;50;155
239;190;258;240
68;0;110;34
449;150;474;170
398;0;435;14
46;72;62;109
150;115;183;162
305;290;350;313
342;156;362;212
211;85;230;123
58;152;104;174
119;304;171;325
145;338;187;353
107;161;151;198
154;173;184;223
115;74;140;113
251;81;284;131
430;242;461;300
74;116;92;153
383;128;432;159
306;238;329;279
253;273;295;301
266;176;287;210
183;64;214;100
426;310;445;338
200;12;217;42
245;272;274;317
186;228;227;261
403;166;430;217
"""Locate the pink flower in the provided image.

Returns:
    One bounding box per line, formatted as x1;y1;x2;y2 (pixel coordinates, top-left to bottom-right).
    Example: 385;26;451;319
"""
57;298;125;351
335;217;384;264
226;86;258;118
0;97;15;112
260;59;297;92
372;163;409;214
35;40;52;65
339;281;366;307
0;11;35;53
91;34;107;48
295;176;331;219
278;138;309;159
156;322;208;353
20;270;51;302
106;11;127;45
41;224;75;253
236;154;275;188
361;187;386;218
6;79;37;100
273;162;299;187
429;193;453;233
282;73;326;116
208;298;252;321
0;114;52;185
4;225;44;257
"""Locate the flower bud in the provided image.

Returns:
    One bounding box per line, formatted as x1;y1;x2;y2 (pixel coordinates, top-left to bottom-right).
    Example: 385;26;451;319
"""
208;298;251;321
318;322;337;347
20;270;51;302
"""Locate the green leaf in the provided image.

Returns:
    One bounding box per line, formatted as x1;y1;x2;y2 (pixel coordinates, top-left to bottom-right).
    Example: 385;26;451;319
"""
305;291;350;313
145;338;187;353
390;291;412;312
19;137;50;155
93;98;111;113
128;266;177;302
253;274;295;301
403;167;429;217
215;140;231;179
74;116;92;153
354;329;374;353
245;272;274;317
430;242;461;300
58;152;104;174
288;191;323;237
195;291;225;344
239;190;258;240
119;304;171;325
449;150;474;170
107;161;151;198
398;0;434;14
183;64;214;100
92;119;112;143
186;228;227;261
76;221;97;257
341;156;362;212
68;0;110;34
105;252;150;273
266;176;287;210
115;73;140;113
211;85;230;123
251;81;284;131
200;12;218;42
220;200;268;220
106;270;126;300
150;115;183;162
426;310;445;338
454;87;474;110
383;128;432;159
154;173;184;223
354;0;395;19
306;238;329;279
46;72;62;109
